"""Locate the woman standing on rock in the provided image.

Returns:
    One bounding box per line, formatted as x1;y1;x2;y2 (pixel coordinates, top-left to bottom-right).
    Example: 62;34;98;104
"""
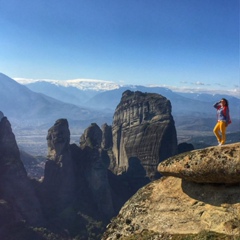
213;98;231;145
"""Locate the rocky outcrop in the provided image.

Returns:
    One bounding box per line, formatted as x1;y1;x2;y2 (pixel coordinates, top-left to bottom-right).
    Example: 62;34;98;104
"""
77;123;133;218
0;90;185;239
102;176;240;239
41;119;75;216
0;115;44;228
102;143;240;239
0;111;3;120
77;89;179;204
158;143;240;183
101;123;113;149
78;123;115;219
80;122;102;149
40;119;117;224
111;90;177;180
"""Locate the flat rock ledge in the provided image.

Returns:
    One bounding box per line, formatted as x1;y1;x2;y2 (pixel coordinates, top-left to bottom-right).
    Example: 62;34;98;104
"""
158;142;240;184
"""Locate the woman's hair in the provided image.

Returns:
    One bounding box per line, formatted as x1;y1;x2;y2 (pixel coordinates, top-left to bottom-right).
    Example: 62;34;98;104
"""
221;98;229;107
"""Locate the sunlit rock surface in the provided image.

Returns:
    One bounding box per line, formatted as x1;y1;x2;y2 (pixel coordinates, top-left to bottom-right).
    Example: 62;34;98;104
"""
158;143;240;183
102;176;240;239
102;143;240;240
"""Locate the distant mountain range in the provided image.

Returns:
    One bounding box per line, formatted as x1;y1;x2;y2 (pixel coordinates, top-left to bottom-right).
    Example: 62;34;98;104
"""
14;77;120;91
1;72;239;155
1;73;239;132
0;73;112;129
14;76;240;119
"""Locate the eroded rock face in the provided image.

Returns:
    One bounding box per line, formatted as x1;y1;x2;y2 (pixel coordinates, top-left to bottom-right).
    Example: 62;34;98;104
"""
47;118;70;158
42;119;116;221
42;119;75;216
78;123;115;219
80;123;102;149
111;90;177;180
0;116;44;227
101;123;113;149
102;174;240;239
79;147;115;220
158;142;240;183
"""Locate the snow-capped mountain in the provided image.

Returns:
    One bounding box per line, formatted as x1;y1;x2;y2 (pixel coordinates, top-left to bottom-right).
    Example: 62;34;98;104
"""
14;78;121;91
0;73;112;128
13;76;240;120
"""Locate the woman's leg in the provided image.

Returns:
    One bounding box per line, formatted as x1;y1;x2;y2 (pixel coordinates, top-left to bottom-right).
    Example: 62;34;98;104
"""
219;121;227;144
213;122;221;143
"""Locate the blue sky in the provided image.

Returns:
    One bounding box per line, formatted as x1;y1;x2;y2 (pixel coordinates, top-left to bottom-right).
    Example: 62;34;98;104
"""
0;0;239;94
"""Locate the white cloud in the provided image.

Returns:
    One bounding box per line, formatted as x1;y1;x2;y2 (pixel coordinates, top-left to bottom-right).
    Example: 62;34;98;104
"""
148;83;240;98
192;81;205;86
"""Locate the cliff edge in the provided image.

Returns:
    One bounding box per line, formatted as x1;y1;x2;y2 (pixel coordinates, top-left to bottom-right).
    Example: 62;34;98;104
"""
102;143;240;239
111;90;177;181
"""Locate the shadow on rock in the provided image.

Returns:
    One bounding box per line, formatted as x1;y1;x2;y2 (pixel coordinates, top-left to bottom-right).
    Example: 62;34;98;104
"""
181;179;240;206
123;157;151;194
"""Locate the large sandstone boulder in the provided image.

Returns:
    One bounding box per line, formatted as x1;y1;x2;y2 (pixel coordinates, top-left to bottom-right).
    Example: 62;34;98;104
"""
102;176;240;239
111;90;177;180
102;143;240;240
158;143;240;183
0;115;44;227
